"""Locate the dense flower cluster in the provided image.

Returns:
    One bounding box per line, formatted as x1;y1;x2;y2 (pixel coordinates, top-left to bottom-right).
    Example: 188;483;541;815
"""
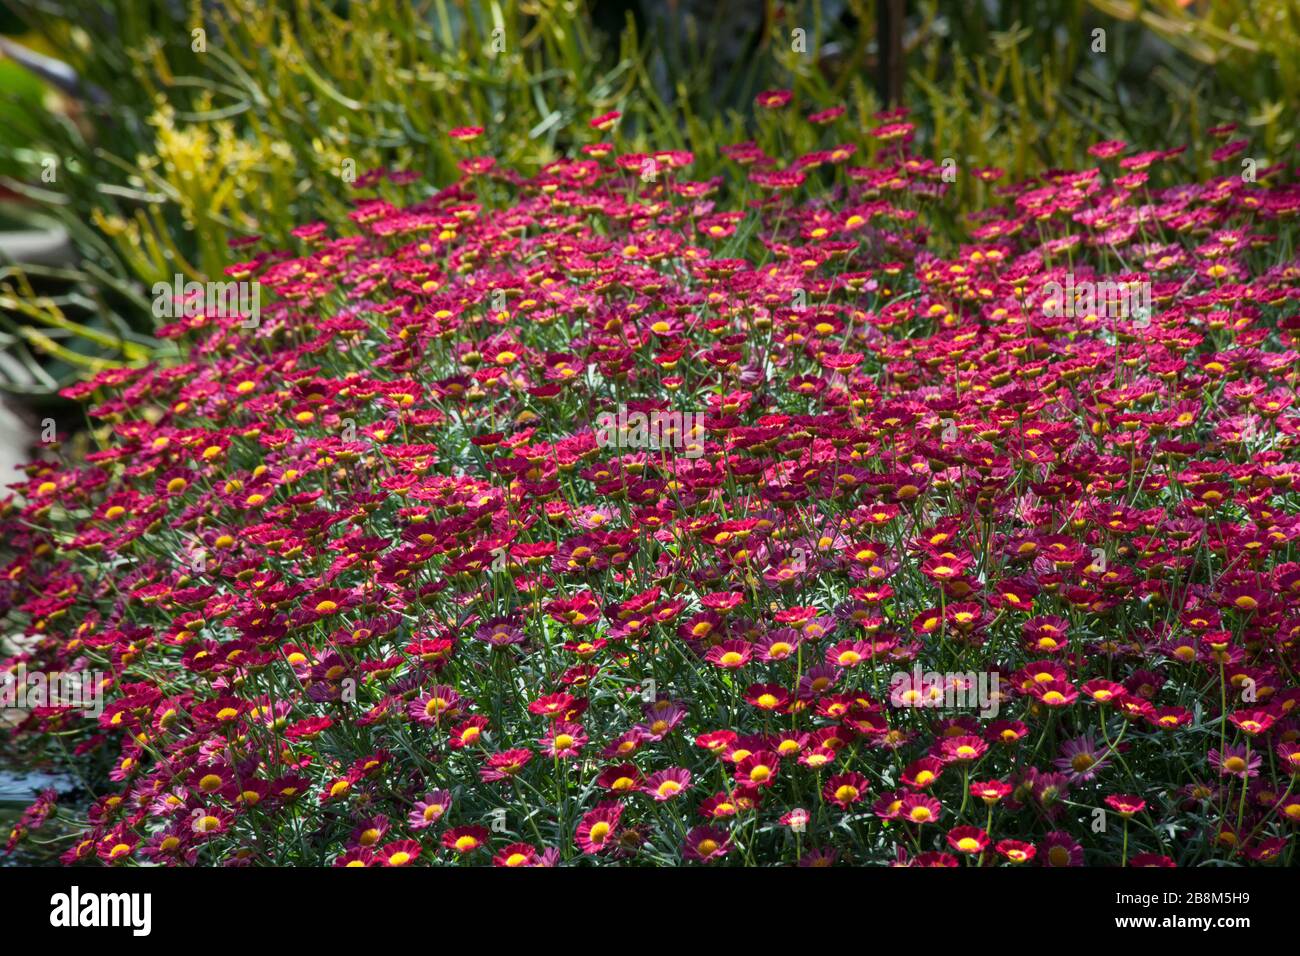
4;104;1300;866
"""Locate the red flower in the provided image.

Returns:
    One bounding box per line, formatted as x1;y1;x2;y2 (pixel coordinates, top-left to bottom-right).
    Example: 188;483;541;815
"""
442;826;490;855
823;772;870;808
480;748;534;782
682;826;730;862
643;768;692;802
575;802;622;855
378;839;421;866
754;89;792;109
995;839;1036;864
1104;794;1147;817
946;826;989;855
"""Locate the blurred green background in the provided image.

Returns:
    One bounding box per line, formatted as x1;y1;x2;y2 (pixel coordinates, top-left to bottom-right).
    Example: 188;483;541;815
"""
0;0;1295;401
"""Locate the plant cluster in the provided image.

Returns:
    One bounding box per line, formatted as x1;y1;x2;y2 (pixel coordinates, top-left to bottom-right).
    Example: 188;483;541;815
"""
3;99;1300;866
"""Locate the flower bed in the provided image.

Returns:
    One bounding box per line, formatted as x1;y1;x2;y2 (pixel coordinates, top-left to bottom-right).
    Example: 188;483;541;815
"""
3;106;1300;867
